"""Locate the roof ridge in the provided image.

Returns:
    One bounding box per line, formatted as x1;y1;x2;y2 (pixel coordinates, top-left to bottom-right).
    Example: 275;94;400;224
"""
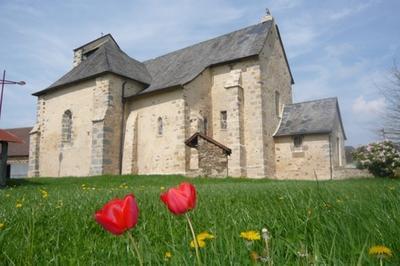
286;97;337;107
143;21;270;63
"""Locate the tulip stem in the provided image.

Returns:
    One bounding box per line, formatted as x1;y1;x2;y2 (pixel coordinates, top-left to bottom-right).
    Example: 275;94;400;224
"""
185;213;201;265
128;233;143;266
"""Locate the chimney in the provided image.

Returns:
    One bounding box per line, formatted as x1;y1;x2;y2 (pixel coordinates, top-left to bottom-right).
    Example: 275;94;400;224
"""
261;8;274;23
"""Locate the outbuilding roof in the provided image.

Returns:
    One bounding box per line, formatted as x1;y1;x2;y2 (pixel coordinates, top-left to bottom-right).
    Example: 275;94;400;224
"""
274;97;346;139
2;127;32;157
0;129;23;144
33;20;294;96
185;132;232;155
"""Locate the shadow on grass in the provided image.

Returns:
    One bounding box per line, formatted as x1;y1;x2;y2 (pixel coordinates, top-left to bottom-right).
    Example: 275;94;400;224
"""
3;178;44;188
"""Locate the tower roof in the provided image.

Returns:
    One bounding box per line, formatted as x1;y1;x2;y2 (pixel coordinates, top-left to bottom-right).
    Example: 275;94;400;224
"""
33;39;151;96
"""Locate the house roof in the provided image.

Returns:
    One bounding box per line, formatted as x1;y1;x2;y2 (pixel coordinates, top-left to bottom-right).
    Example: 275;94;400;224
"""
185;132;232;155
0;129;23;144
33;20;294;96
1;127;32;157
274;97;347;139
33;40;152;96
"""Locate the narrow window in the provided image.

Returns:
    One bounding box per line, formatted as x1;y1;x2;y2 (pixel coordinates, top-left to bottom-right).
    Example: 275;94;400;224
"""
203;117;208;135
220;111;227;130
62;110;72;143
157;117;163;135
293;135;303;149
275;91;280;117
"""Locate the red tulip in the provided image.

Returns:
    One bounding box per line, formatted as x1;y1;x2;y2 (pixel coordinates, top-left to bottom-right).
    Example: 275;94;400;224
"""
160;182;196;215
94;194;139;235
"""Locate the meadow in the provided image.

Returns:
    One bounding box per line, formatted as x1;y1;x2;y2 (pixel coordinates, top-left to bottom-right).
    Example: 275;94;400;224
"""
0;175;399;265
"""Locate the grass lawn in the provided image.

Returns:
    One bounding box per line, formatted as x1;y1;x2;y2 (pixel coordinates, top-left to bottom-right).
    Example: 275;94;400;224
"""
0;175;399;265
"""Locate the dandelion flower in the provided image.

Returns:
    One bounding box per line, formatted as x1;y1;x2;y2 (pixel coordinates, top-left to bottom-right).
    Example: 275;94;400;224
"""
197;231;215;240
40;189;48;199
160;186;165;190
240;230;261;241
164;251;172;260
0;223;4;229
16;203;22;208
369;245;392;259
190;239;206;248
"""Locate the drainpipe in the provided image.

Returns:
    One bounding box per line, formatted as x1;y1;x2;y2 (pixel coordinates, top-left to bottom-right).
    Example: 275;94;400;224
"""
328;134;333;180
118;82;127;175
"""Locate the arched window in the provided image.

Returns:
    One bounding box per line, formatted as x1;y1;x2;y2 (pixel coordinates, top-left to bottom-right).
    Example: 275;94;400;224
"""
157;117;163;135
62;110;72;143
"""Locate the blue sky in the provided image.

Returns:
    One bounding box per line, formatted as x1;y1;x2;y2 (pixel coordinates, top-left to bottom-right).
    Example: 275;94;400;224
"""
0;0;399;146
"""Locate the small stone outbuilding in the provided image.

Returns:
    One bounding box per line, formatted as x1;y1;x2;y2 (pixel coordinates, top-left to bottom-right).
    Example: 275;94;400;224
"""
185;132;231;177
274;98;346;180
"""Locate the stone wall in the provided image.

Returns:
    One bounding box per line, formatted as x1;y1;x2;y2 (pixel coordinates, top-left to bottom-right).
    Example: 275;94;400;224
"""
275;134;332;180
259;23;293;178
32;79;97;177
333;167;373;179
122;89;186;175
330;113;346;168
189;138;228;177
29;73;145;177
210;58;261;178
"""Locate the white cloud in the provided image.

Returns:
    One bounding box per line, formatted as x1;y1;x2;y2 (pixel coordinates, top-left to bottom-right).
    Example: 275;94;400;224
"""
329;1;379;20
352;96;385;117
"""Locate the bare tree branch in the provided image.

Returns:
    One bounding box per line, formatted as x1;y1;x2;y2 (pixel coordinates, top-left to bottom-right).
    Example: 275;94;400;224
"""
379;62;400;142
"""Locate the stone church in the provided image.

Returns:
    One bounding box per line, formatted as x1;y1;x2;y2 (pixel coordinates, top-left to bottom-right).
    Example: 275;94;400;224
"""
28;14;347;180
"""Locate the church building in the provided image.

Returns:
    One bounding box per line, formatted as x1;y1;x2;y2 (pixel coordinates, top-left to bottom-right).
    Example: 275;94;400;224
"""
28;14;347;180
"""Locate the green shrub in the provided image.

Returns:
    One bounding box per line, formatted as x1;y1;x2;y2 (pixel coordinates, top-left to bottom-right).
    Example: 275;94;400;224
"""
352;141;400;177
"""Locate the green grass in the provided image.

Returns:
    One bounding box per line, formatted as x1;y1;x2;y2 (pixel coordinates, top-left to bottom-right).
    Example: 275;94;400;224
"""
0;175;399;265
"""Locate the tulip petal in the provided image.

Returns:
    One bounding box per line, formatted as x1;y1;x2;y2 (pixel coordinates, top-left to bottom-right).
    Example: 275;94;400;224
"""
94;212;126;235
94;194;140;235
122;194;139;229
160;182;197;215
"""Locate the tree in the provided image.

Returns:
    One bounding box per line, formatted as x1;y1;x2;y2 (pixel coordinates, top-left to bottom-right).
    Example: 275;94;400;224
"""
380;64;400;143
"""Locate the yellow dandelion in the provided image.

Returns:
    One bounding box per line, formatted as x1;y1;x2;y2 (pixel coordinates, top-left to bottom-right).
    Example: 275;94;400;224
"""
197;231;215;240
369;245;392;259
164;251;172;260
40;189;48;199
0;223;4;230
160;186;165;190
190;239;206;248
240;230;261;241
16;203;22;208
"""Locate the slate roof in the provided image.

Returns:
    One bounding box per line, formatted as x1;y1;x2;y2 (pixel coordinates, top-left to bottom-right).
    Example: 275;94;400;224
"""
3;127;32;157
185;132;232;155
33;40;151;96
274;98;346;139
142;21;274;94
33;20;295;96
